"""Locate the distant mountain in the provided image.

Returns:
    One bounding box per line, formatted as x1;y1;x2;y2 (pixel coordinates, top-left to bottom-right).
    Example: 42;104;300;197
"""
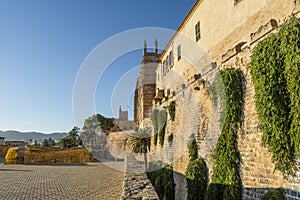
0;130;68;142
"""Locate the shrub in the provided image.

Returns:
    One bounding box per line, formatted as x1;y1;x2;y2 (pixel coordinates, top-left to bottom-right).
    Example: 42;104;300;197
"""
188;134;198;161
158;110;167;146
168;101;176;121
186;157;208;200
168;133;174;144
5;148;17;164
261;188;286;200
151;109;159;145
147;161;175;200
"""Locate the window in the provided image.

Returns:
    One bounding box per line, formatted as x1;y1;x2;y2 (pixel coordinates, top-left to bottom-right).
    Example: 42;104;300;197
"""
177;45;181;61
169;51;174;67
195;21;201;41
234;0;242;5
163;60;166;75
157;73;160;81
166;56;169;71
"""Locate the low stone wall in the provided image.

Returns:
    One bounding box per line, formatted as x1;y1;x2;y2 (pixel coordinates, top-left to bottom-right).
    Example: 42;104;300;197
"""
121;154;159;200
24;147;91;165
0;145;11;156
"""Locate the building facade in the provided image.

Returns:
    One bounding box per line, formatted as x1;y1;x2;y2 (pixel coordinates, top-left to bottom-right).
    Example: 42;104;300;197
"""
134;40;160;127
117;106;135;131
0;137;5;145
134;0;300;199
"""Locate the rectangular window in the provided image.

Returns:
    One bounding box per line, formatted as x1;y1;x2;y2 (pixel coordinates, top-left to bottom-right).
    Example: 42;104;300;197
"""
163;60;166;75
195;21;201;42
166;56;169;71
177;45;181;61
169;51;174;67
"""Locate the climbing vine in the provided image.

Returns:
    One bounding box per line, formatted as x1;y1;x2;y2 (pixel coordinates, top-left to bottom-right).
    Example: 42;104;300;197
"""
186;157;208;200
188;134;198;161
208;72;227;128
168;101;176;121
147;160;175;200
168;133;174;144
186;134;208;200
158;109;167;146
251;17;300;175
207;69;244;200
151;109;159;145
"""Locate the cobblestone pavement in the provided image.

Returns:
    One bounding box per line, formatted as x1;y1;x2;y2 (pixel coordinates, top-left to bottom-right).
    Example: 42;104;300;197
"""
0;162;125;200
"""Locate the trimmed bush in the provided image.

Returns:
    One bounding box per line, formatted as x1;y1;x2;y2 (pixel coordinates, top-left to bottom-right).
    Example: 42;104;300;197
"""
5;148;17;164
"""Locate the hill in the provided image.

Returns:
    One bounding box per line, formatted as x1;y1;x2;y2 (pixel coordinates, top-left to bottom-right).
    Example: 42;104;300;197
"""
0;130;67;142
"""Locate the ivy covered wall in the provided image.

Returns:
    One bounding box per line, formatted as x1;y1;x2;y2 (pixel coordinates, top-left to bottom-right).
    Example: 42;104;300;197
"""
207;69;244;200
251;17;300;175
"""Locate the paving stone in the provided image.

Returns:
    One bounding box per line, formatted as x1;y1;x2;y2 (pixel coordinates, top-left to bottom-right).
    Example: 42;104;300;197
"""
0;162;124;200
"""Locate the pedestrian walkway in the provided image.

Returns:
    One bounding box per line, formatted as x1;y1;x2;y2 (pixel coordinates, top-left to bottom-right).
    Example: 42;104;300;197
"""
0;162;124;200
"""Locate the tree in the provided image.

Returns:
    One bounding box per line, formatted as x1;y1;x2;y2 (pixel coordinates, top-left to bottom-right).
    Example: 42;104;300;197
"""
129;127;151;171
42;138;55;147
48;138;55;146
60;126;83;148
42;139;49;147
80;114;114;146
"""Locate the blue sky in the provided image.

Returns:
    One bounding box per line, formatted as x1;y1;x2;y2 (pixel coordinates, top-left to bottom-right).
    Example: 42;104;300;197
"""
0;1;195;133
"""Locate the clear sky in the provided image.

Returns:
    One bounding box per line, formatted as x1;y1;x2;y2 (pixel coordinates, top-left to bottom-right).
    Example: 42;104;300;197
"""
0;0;196;133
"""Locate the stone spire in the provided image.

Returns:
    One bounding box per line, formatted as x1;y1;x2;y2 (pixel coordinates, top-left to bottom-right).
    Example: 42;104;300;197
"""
154;39;158;54
144;40;147;54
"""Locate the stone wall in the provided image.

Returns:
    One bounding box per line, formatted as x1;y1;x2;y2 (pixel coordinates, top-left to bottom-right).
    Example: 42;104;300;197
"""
220;14;300;199
133;1;300;199
0;145;11;156
121;154;159;200
24;147;91;165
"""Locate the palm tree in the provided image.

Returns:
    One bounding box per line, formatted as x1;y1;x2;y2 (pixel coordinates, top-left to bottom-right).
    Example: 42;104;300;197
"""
129;127;151;171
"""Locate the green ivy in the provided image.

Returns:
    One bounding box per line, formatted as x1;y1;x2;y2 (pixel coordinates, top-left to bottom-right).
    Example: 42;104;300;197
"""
158;110;167;146
168;133;174;144
168;101;176;121
208;72;227;128
207;69;244;200
251;17;300;175
151;109;159;145
280;17;300;158
186;134;208;200
188;134;198;161
261;188;286;200
147;161;175;200
186;157;208;200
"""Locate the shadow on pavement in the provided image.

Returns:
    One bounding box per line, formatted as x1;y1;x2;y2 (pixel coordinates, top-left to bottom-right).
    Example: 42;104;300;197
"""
0;169;33;172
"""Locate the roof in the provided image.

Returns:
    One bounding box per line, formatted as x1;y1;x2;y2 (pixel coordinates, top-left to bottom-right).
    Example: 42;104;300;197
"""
0;137;5;139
